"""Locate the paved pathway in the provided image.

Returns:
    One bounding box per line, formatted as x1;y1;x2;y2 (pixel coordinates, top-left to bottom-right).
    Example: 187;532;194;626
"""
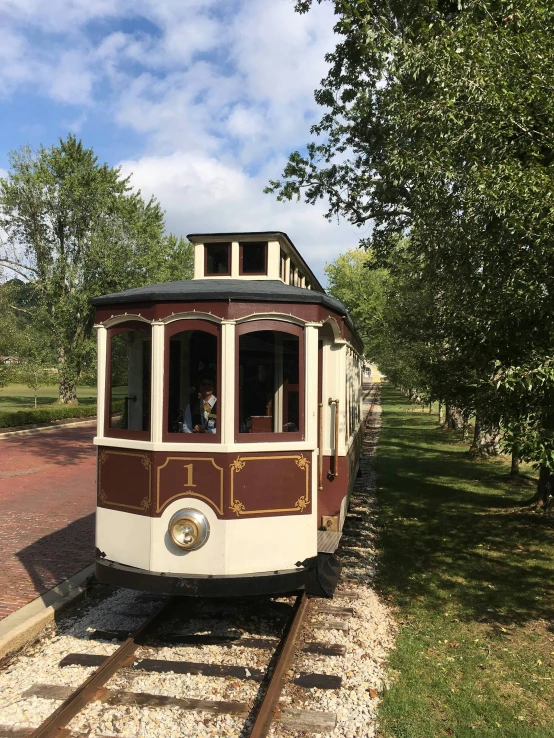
0;425;96;620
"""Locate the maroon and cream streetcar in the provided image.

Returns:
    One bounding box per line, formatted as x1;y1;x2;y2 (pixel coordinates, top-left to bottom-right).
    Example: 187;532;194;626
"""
92;232;364;597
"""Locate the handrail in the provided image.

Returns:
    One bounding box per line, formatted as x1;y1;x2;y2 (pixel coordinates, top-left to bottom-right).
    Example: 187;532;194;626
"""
318;402;323;490
328;397;339;478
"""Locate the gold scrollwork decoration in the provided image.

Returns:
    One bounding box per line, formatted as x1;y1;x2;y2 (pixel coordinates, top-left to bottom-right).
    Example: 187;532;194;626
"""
98;489;108;504
230;457;246;473
294;495;309;511
141;456;152;470
99;451;109;465
230;499;246;516
295;454;309;470
140;496;151;511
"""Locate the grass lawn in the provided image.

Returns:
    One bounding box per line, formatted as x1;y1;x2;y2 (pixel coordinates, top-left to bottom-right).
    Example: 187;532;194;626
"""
0;383;97;411
375;384;554;738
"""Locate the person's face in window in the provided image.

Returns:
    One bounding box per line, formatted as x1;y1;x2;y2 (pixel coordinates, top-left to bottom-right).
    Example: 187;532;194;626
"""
200;379;214;400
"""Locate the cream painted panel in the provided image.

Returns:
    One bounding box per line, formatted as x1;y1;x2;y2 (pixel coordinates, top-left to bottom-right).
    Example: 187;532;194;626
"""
193;243;204;279
150;497;226;575
267;240;280;279
224;512;317;575
304;325;319;445
220;322;235;444
96;507;151;570
231;241;239;277
150;323;164;443
96;325;106;437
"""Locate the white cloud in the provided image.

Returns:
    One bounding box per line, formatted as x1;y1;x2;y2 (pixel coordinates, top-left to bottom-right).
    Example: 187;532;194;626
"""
0;0;362;281
119;150;361;284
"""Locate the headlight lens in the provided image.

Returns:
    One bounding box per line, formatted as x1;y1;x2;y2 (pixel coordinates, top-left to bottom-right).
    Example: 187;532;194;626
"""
168;509;209;550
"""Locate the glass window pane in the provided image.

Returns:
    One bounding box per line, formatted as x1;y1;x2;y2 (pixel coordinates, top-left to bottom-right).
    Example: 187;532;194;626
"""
206;243;230;275
241;242;267;274
168;330;218;435
110;330;151;431
238;330;299;434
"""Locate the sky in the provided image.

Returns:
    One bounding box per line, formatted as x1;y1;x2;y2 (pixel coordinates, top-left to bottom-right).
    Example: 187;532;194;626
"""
0;0;366;285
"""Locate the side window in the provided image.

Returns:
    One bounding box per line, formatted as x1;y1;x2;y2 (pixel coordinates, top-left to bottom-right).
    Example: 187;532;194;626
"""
205;243;231;275
240;242;267;275
107;324;151;437
238;327;302;438
165;323;219;440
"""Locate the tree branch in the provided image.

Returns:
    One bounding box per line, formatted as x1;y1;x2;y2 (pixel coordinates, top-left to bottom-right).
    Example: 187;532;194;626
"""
0;258;37;280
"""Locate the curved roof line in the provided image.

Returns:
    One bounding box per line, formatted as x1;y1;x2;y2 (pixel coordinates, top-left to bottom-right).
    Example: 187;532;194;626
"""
91;279;363;350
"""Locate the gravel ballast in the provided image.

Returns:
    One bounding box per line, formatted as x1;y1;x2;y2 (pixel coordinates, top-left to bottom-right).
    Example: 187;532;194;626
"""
0;386;397;737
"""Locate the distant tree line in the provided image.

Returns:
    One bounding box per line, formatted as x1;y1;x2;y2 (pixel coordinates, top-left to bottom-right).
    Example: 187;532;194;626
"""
0;135;193;405
269;1;554;507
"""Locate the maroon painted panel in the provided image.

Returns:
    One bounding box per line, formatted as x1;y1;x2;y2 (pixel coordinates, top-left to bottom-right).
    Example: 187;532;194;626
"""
97;448;152;514
317;422;364;518
97;448;313;520
95;301;362;352
228;452;312;517
153;452;225;516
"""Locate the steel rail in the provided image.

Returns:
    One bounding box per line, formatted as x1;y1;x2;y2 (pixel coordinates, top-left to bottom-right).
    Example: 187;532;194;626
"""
248;591;310;738
30;598;172;738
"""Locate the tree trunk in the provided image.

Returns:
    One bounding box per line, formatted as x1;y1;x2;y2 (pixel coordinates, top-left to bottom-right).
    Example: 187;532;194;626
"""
510;448;520;477
469;414;501;456
446;405;463;430
462;413;470;442
58;346;79;405
58;375;78;404
522;465;553;509
438;401;444;424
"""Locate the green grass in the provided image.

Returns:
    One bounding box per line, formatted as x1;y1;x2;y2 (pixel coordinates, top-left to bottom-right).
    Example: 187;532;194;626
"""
0;383;97;411
375;384;554;738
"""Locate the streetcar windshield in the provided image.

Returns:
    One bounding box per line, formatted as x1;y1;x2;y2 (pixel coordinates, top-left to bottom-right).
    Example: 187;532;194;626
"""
238;329;300;435
167;327;218;436
109;327;151;432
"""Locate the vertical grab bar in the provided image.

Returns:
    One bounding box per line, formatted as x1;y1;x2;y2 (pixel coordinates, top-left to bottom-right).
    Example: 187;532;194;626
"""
328;398;339;478
318;402;323;490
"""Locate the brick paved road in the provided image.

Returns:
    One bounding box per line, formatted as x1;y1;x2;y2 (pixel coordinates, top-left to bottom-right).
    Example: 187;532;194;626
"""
0;424;96;620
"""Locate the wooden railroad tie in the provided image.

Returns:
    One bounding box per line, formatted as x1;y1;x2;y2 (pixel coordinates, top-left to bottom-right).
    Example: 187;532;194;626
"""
87;631;346;655
20;685;337;733
58;654;342;689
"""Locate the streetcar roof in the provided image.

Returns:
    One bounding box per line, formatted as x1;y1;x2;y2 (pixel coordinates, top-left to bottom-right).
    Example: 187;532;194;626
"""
91;278;361;345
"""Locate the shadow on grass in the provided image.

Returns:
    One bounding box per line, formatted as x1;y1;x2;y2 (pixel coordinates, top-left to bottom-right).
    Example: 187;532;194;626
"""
375;384;554;626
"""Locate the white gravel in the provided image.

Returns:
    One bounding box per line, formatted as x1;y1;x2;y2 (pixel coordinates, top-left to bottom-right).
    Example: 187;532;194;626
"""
0;385;397;737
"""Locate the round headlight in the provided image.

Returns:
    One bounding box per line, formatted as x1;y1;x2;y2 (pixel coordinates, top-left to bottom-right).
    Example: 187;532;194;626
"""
168;509;210;551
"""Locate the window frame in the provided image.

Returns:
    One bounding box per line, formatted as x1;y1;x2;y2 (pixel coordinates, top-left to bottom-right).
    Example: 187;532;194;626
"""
239;241;268;276
105;321;152;441
162;319;221;443
235;320;305;443
204;242;231;276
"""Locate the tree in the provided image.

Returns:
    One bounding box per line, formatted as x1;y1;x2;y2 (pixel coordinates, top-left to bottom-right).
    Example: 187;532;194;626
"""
268;1;554;473
324;248;387;354
0;135;189;403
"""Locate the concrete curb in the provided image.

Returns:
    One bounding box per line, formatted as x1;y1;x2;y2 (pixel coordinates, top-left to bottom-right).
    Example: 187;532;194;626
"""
0;418;97;439
0;564;95;660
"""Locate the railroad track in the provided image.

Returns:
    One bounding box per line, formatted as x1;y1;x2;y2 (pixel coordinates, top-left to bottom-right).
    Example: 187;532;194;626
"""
0;587;360;738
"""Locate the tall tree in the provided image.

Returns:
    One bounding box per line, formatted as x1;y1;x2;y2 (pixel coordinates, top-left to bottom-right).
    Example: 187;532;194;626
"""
324;248;387;354
268;0;554;472
0;136;188;403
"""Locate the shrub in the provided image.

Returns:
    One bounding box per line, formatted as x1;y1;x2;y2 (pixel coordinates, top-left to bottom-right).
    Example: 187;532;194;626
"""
0;404;97;428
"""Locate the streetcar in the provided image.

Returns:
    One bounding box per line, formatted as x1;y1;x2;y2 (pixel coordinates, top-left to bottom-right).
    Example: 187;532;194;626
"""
92;232;364;597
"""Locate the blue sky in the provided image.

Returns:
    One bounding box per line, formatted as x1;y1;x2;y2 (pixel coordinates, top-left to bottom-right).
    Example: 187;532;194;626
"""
0;0;366;283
